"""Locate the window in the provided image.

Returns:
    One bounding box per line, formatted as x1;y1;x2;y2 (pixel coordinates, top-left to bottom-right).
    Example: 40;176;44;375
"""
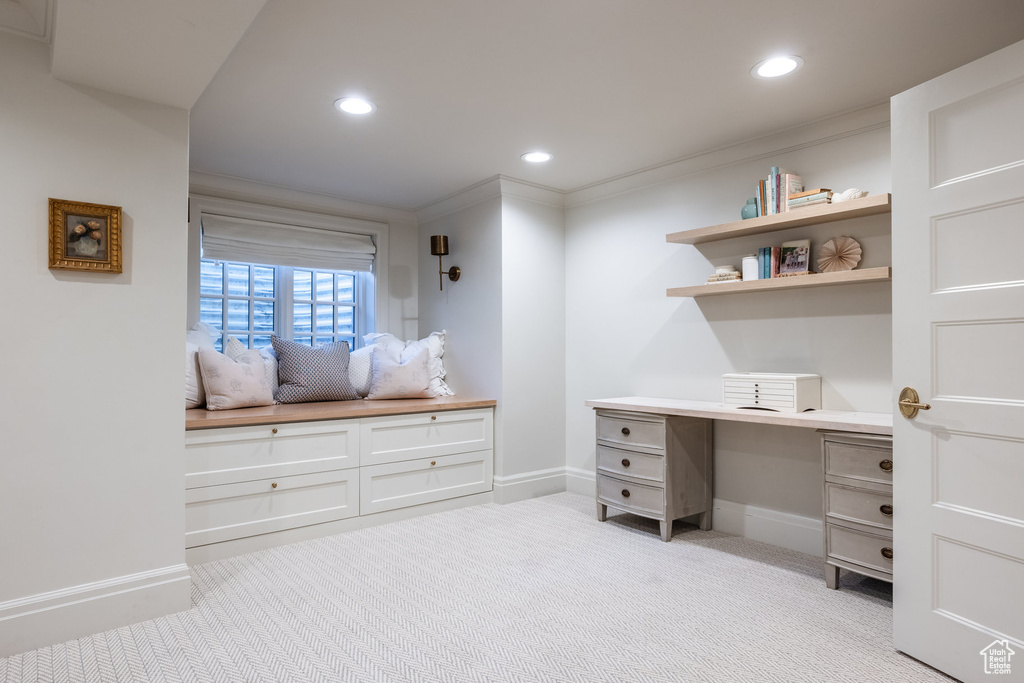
199;258;371;351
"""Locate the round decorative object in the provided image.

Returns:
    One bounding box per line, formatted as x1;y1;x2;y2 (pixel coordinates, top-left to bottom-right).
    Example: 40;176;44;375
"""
817;236;862;272
741;197;758;220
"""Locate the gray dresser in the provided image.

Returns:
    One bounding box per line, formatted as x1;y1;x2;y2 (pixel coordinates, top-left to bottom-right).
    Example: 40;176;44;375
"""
821;431;894;588
595;409;713;541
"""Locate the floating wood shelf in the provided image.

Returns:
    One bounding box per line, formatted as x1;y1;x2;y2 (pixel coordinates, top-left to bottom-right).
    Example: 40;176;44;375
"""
667;266;892;298
666;194;892;245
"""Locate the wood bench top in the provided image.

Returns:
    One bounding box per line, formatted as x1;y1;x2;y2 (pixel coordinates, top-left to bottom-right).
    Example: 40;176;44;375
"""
186;396;497;430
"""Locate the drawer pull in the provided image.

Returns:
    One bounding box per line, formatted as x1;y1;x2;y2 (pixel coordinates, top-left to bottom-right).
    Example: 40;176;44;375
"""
881;547;893;560
431;415;436;421
271;428;278;435
880;504;893;517
621;489;630;498
621;458;631;468
879;459;894;473
621;427;630;436
271;482;278;489
430;461;436;466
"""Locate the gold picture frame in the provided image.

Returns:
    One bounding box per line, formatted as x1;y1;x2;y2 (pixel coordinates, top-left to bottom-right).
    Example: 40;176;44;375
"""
48;198;123;273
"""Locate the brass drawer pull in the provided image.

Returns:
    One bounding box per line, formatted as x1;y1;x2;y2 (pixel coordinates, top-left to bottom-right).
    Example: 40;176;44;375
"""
431;415;436;421
879;459;894;473
430;461;436;466
621;427;630;436
272;428;278;435
271;482;278;489
880;504;893;517
881;547;893;560
621;489;630;498
621;458;630;468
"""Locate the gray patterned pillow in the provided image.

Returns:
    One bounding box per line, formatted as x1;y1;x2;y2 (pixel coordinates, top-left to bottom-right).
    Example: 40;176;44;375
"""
197;348;274;411
272;336;360;404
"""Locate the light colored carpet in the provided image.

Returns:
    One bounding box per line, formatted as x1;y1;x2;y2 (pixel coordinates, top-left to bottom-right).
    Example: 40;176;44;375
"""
1;493;949;682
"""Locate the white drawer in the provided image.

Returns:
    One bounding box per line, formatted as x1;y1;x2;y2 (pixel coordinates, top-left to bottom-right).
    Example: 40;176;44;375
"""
185;419;358;489
360;409;493;466
596;444;664;484
826;524;893;575
723;394;795;409
360;450;493;514
185;468;359;547
597;474;665;518
596;414;665;453
723;380;795;392
825;483;893;530
825;441;894;486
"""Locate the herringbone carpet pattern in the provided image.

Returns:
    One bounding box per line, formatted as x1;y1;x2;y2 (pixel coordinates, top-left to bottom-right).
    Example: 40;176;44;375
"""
1;493;948;682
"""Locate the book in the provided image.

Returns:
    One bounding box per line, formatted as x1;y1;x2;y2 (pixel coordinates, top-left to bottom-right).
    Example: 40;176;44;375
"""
782;174;803;212
788;191;832;205
789;188;832;200
779;239;811;275
771;246;781;277
763;247;771;279
788;198;831;210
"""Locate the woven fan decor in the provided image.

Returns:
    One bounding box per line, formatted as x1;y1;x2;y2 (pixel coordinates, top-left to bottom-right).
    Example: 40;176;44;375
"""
817;236;862;272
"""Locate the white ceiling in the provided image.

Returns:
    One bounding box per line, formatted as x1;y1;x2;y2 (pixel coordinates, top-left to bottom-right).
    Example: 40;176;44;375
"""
191;2;1024;209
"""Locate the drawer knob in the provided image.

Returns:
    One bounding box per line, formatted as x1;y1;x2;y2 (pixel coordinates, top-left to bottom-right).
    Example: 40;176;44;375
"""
621;458;631;468
430;461;436;466
621;489;630;498
881;547;893;560
879;459;894;473
271;482;278;489
880;504;893;517
621;427;630;436
271;428;278;435
431;415;437;421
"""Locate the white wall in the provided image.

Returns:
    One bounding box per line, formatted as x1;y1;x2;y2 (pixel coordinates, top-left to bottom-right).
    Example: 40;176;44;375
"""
0;34;191;655
564;105;893;552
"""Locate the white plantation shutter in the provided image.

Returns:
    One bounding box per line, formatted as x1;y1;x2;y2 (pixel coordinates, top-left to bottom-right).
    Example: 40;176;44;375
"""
201;213;375;272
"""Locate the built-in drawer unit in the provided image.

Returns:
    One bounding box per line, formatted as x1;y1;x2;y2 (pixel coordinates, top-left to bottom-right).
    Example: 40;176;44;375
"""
360;409;493;466
821;431;893;588
360;450;493;515
594;410;712;542
185;419;358;489
722;373;821;413
185;468;359;548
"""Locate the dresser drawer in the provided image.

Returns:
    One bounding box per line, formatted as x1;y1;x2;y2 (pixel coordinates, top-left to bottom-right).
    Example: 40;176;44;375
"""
596;444;664;484
185;468;359;547
360;450;492;515
360;409;493;466
185;420;358;489
825;441;894;486
825;483;893;530
596;414;665;453
723;393;795;409
826;524;893;575
597;474;664;518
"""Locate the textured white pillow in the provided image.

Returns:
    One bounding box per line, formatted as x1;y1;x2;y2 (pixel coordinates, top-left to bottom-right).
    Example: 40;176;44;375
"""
366;348;434;400
185;323;217;409
363;330;453;396
225;336;280;400
348;345;375;397
197;347;274;411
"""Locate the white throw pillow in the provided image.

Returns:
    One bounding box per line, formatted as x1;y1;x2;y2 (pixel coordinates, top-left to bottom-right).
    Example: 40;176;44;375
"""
225;335;280;400
185;322;217;409
363;330;454;396
348;345;375;397
197;347;274;411
366;347;434;400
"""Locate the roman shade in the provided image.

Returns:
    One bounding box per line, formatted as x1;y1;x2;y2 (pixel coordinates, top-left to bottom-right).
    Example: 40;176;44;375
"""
201;213;376;272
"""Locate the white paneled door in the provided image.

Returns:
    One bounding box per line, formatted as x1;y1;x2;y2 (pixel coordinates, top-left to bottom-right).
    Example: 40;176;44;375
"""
892;39;1024;682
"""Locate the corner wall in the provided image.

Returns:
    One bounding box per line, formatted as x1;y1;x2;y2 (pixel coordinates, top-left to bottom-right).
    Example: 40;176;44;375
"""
0;35;191;655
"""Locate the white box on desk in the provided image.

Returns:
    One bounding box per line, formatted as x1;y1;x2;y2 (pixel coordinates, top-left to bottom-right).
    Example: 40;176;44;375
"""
722;373;821;413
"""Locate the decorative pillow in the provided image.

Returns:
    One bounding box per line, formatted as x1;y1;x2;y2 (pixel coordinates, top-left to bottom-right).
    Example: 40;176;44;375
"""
366;347;434;400
197;347;274;411
272;336;360;404
225;335;280;400
348;345;375;397
363;330;454;396
185;322;217;409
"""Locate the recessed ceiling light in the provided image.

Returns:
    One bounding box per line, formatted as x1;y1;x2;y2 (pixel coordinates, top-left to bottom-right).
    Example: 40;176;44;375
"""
334;97;376;115
521;151;553;163
751;55;804;79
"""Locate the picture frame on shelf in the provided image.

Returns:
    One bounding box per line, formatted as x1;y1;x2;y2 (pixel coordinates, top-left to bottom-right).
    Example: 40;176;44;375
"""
48;198;123;273
779;239;811;276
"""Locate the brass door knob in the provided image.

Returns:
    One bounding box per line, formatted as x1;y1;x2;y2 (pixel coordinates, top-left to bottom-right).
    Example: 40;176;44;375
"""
621;459;631;468
621;427;630;436
881;547;893;560
879;459;894;473
899;387;931;419
271;482;278;489
880;504;893;517
621;489;630;498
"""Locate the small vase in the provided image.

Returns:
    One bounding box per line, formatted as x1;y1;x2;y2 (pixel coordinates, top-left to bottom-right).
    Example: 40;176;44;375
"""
741;198;758;220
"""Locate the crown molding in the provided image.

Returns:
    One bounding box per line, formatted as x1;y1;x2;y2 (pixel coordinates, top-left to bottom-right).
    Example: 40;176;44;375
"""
497;175;566;208
0;0;52;42
415;175;503;225
565;102;891;208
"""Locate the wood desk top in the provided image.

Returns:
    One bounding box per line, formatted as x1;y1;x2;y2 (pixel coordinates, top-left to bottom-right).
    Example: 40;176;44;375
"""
186;396;497;430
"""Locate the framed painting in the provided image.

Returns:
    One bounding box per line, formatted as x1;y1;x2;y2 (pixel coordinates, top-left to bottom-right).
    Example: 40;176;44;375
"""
48;198;123;273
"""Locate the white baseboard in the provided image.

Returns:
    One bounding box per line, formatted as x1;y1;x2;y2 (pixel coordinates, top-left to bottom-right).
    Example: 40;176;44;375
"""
0;563;191;658
493;467;566;504
712;498;823;557
564;466;595;496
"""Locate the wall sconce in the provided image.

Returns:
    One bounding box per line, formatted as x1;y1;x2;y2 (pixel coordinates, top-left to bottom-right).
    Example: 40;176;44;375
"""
430;235;461;291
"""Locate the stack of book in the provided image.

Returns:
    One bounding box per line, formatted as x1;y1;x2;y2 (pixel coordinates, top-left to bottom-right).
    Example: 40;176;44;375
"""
756;166;803;216
748;239;812;279
706;266;742;284
787;188;832;210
